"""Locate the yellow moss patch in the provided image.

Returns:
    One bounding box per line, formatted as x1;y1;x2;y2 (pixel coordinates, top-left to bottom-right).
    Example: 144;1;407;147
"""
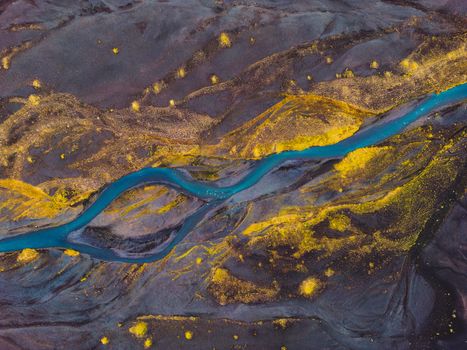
324;268;335;277
177;67;186;79
64;249;80;257
328;214;350;232
211;94;372;159
144;338;152;348
32;79;41;89
100;336;109;345
17;248;39;263
104;186;169;218
1;41;32;71
244;213;359;260
273;318;289;329
299;277;322;297
0;179;93;223
370;60;379;69
156;194;185;214
210;74;219;84
342;68;355;78
255;125;360;157
400;58;419;72
218;32;232;48
208;267;279;305
184;330;193;340
1;56;10;69
153;82;163;94
243;214;301;236
129;321;148;338
311;35;467;113
244;134;464;260
28;94;40;106
112;47;119;55
131;101;140;112
0;179;48;199
334;146;392;178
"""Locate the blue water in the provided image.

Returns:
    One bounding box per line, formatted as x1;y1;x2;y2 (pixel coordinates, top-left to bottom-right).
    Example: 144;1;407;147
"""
1;83;466;262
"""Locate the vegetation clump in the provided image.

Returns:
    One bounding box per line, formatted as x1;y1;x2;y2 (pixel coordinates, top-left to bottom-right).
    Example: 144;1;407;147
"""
208;267;279;305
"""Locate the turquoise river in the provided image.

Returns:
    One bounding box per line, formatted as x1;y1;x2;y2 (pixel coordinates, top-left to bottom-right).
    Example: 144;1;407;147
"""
0;83;466;262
